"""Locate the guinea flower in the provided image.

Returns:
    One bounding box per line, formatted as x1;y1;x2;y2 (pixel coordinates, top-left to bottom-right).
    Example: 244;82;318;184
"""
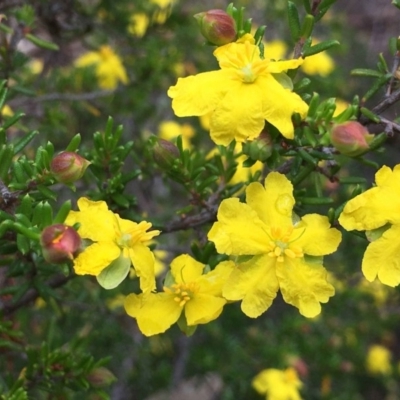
252;367;303;400
366;345;392;375
208;172;341;318
65;198;160;292
339;165;400;286
158;120;195;149
75;45;128;89
300;39;335;77
124;254;234;336
168;34;308;146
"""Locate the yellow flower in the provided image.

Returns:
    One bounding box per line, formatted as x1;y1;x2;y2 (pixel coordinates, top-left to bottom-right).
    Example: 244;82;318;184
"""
339;165;400;286
252;367;303;400
1;105;13;117
301;40;335;77
75;45;128;89
128;13;150;37
158;120;195;149
168;35;308;146
66;198;160;292
333;99;349;117
208;172;341;318
265;40;287;60
124;254;234;336
151;0;175;24
366;345;392;375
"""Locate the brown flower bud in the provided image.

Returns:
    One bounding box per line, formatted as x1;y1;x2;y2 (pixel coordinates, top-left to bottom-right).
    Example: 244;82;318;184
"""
87;367;116;388
50;152;90;184
330;121;373;157
40;224;81;263
194;10;237;46
153;138;180;170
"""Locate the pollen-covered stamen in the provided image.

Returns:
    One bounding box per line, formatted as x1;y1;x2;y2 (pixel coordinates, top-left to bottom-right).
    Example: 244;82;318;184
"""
163;282;199;307
267;226;304;263
118;221;160;248
219;41;268;83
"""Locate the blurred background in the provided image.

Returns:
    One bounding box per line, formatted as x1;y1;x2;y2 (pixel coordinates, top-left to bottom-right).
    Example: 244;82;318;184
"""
1;1;400;399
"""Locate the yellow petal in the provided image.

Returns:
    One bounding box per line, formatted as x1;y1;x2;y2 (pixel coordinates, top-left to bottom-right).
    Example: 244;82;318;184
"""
75;51;101;67
128;244;156;293
277;259;334;318
208;198;270;255
210;82;267;145
124;292;182;336
197;260;235;296
258;75;308;139
295;214;342;255
73;242;120;276
339;165;400;231
170;254;204;283
267;58;304;73
223;255;279;318
168;70;231;117
66;198;118;242
362;224;400;287
246;172;294;228
185;294;226;325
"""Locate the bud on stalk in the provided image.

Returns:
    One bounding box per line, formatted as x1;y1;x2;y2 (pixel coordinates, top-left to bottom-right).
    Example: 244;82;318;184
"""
50;152;90;184
330;121;373;157
194;10;237;46
153;138;180;170
40;224;81;263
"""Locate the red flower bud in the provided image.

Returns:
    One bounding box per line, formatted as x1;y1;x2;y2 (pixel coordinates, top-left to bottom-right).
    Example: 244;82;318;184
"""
50;152;90;184
330;121;373;157
40;224;81;264
194;10;237;46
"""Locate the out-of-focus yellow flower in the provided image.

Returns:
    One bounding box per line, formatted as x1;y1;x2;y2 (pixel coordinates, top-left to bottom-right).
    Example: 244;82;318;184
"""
301;40;335;77
265;40;287;60
252;367;303;400
75;45;128;89
151;0;175;24
27;58;44;75
358;279;389;305
158;120;195;149
1;105;13;117
333;99;349;117
128;13;150;37
366;345;392;375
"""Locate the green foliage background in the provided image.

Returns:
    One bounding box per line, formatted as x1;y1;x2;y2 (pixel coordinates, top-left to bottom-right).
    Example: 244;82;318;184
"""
1;0;400;399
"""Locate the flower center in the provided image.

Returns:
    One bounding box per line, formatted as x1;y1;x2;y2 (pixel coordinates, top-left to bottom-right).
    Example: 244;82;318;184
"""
163;282;199;307
267;226;303;263
118;221;160;248
219;41;268;83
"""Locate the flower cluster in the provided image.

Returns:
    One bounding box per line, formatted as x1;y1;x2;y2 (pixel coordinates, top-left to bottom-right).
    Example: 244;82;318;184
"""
339;165;400;287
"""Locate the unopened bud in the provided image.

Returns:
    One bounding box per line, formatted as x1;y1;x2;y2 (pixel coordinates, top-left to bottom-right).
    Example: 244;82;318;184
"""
194;10;237;46
330;121;373;157
40;224;81;263
153;138;180;170
242;132;273;162
87;367;116;388
50;152;90;184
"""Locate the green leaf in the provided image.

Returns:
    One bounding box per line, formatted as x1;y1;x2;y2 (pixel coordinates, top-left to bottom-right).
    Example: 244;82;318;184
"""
12;130;38;154
303;40;339;57
25;33;59;51
96;256;131;290
366;224;390;242
350;68;382;78
271;72;293;90
287;2;301;41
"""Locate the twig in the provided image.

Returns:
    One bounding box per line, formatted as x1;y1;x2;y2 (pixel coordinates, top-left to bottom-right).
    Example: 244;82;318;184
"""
0;273;73;316
386;51;400;96
13;89;118;106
